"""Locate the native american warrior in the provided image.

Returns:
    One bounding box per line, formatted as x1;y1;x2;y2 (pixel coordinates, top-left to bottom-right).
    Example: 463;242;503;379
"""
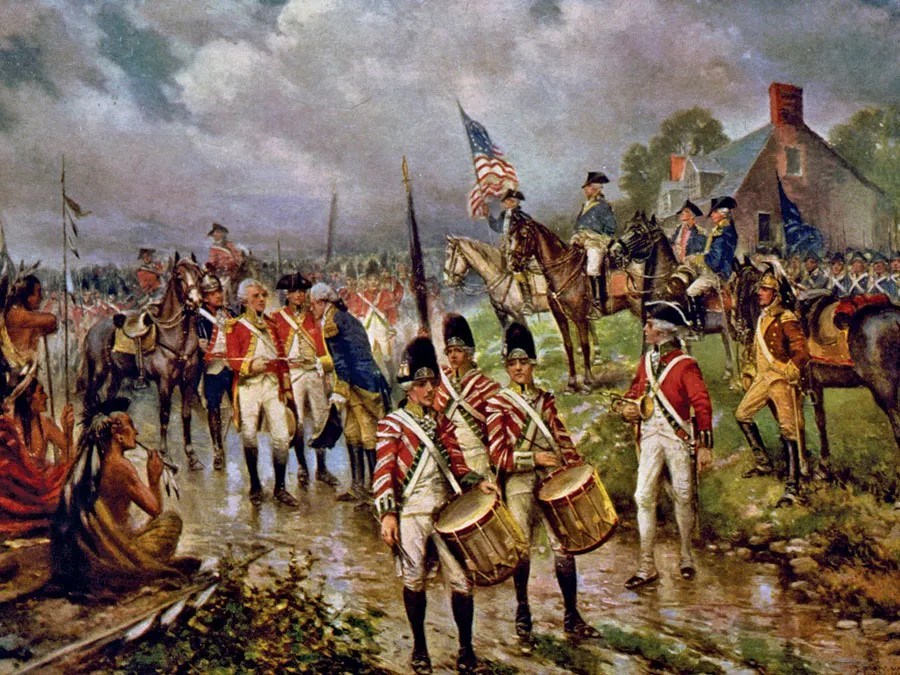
485;322;599;648
375;336;496;674
51;397;197;594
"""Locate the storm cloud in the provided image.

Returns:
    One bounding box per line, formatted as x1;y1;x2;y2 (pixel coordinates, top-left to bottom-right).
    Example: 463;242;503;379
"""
0;0;896;263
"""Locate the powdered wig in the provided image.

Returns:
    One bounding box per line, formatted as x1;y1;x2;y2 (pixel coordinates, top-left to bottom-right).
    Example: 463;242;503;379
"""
237;278;265;302
310;282;340;304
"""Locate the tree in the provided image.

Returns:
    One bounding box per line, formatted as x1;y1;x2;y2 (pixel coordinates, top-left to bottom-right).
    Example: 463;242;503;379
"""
829;106;900;212
619;107;729;214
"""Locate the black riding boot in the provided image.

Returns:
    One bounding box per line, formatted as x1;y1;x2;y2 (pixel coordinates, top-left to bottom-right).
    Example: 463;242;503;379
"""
738;421;774;477
293;434;309;489
512;560;532;646
243;446;262;505
590;275;603;308
315;448;340;486
364;448;376;492
208;410;224;470
337;444;360;502
451;593;478;672
273;458;299;507
556;556;599;638
777;437;802;507
403;588;431;674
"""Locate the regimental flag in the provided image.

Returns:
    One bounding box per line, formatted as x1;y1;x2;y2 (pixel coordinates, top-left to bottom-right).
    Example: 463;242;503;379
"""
776;173;824;258
458;103;519;218
62;181;90;260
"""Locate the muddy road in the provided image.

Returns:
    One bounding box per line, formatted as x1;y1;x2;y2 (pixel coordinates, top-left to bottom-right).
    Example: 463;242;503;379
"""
2;387;895;673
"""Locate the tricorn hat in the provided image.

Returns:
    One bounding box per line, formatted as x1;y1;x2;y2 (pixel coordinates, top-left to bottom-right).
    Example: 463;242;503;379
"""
707;196;737;215
501;188;525;202
582;171;609;187
397;337;439;385
829;252;845;264
200;273;222;294
443;313;475;351
503;322;536;362
870;251;888;264
207;222;229;236
646;301;689;329
803;251;821;263
137;248;155;259
275;272;312;292
678;199;703;217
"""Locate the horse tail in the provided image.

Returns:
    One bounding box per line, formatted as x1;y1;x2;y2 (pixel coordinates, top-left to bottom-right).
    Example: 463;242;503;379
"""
75;345;91;394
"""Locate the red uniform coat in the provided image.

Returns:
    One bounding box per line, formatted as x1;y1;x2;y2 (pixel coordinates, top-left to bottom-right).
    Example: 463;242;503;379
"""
486;385;580;473
269;307;327;361
433;365;500;443
136;263;164;295
225;312;288;379
624;347;713;441
373;404;480;518
207;242;243;278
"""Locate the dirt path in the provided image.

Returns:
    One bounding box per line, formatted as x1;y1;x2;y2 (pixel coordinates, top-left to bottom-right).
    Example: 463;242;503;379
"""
1;389;895;673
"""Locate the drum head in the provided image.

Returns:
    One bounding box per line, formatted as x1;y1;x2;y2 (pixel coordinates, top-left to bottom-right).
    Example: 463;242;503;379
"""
538;464;594;501
435;491;495;534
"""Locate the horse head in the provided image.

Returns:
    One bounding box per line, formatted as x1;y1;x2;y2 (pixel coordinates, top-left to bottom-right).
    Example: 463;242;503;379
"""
611;211;662;266
731;257;764;343
172;257;203;310
443;236;468;288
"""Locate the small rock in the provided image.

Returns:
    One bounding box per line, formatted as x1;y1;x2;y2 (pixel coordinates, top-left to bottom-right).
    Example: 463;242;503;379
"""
753;522;774;536
790;556;820;577
785;539;811;556
706;544;719;552
719;542;733;551
790;580;811;592
861;618;890;636
769;540;788;555
836;620;858;630
806;591;822;602
887;621;900;638
748;535;769;547
735;547;752;560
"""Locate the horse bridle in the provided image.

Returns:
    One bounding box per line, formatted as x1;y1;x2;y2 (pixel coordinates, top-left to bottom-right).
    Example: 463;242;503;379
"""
444;240;466;287
150;260;202;365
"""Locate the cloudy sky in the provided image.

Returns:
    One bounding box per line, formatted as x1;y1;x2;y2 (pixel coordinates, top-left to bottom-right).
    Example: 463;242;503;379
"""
0;0;897;264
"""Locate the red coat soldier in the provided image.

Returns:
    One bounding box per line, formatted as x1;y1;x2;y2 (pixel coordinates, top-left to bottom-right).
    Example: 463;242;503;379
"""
135;248;165;297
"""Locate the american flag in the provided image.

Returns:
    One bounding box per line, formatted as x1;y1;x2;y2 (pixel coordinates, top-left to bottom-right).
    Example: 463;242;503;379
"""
459;104;519;218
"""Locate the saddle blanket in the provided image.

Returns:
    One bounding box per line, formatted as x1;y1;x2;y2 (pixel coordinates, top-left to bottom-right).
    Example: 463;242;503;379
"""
113;324;157;355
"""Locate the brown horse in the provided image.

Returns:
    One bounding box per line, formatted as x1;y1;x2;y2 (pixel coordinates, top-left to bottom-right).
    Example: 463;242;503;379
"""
79;255;205;468
507;217;641;391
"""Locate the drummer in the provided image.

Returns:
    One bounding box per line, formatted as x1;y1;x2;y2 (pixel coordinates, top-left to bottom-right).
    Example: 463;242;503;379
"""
485;322;600;649
614;302;713;589
374;336;499;675
432;313;501;476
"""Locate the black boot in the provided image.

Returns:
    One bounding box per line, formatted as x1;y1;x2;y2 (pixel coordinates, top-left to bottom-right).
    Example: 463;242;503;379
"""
364;448;376;492
243;446;262;505
337;444;359;502
208;410;225;470
315;448;340;486
273;459;300;507
451;593;478;673
403;588;431;674
513;560;533;650
739;421;774;477
590;276;602;308
293;434;309;489
777;437;802;507
556;556;600;639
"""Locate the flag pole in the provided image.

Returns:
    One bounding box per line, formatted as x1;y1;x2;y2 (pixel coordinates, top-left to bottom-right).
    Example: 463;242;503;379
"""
60;156;70;405
457;101;490;220
276;236;282;278
325;181;337;264
402;156;430;334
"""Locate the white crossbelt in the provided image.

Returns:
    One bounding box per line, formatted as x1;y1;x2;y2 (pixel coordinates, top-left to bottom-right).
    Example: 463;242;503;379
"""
644;351;693;438
394;409;462;498
501;388;558;453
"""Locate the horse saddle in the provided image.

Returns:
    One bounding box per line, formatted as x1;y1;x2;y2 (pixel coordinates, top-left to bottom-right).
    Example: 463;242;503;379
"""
112;312;157;356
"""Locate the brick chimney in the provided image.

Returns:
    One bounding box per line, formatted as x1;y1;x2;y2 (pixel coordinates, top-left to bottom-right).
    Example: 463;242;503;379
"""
769;82;803;127
670;155;686;181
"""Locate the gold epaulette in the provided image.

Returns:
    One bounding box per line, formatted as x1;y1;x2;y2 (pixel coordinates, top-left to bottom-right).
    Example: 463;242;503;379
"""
224;317;238;333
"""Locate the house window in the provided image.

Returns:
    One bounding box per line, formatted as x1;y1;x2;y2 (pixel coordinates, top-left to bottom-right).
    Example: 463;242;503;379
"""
785;147;802;176
758;213;772;242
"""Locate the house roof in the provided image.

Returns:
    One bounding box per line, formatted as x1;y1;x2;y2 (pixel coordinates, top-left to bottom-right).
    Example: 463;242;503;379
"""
704;123;774;197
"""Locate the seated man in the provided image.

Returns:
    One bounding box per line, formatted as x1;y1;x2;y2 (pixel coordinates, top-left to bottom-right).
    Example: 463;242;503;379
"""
569;172;618;307
51;398;195;594
685;196;738;330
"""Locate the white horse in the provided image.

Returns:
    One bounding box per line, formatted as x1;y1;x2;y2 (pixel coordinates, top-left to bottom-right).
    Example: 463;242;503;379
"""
443;235;549;328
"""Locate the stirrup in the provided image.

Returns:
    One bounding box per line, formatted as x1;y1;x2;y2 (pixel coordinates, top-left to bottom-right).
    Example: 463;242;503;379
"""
133;376;150;390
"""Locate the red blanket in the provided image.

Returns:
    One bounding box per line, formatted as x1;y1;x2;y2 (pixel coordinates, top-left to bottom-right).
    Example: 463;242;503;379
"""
0;416;71;538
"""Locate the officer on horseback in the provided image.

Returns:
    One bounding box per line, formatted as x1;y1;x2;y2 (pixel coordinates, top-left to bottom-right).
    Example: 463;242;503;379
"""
487;189;534;314
570;172;618;308
686;196;739;331
670;200;706;264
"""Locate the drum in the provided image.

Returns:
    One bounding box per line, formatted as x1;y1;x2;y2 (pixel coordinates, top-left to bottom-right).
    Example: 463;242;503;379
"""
537;464;618;555
435;490;528;587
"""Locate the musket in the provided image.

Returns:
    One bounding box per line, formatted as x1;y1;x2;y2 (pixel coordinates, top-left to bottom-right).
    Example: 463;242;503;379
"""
401;156;430;334
325;181;337;264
